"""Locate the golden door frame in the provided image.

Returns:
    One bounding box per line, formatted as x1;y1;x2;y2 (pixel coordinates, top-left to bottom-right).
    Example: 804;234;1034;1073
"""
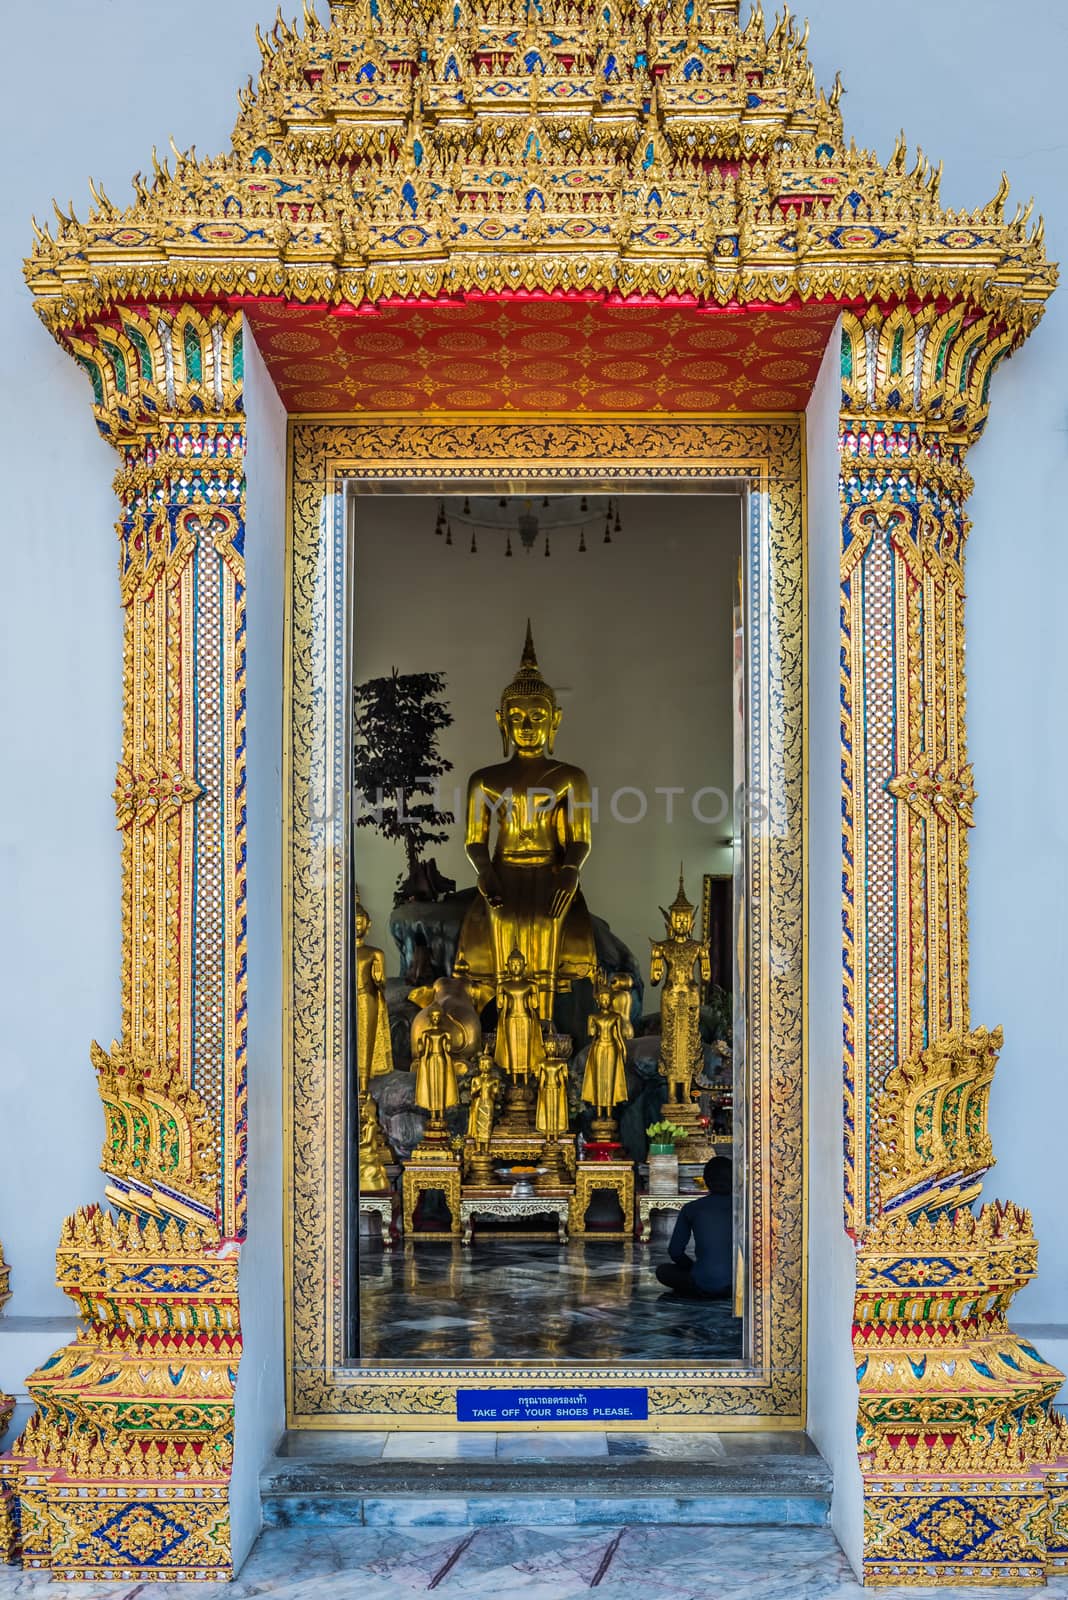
283;413;805;1428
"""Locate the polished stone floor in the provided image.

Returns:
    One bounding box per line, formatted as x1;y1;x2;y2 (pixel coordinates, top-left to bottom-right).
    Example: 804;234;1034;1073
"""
357;1239;744;1365
5;1525;1068;1598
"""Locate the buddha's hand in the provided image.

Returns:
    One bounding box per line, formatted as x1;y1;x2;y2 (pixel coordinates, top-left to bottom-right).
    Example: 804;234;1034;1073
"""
478;867;504;908
550;865;580;918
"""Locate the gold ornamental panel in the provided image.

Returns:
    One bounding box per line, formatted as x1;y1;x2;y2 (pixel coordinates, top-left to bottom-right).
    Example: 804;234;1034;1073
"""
284;415;805;1427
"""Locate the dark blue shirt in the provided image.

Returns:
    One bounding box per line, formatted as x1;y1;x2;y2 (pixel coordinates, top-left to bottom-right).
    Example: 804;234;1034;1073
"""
668;1192;733;1295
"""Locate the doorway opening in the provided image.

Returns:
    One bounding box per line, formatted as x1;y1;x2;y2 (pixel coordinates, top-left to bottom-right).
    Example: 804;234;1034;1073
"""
283;414;804;1428
350;491;747;1370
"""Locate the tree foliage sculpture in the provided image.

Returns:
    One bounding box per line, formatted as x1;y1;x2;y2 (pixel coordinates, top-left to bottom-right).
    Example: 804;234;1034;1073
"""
353;669;455;902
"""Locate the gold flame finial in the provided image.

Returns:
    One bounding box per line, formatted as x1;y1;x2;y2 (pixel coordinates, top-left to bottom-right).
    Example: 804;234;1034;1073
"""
501;619;557;710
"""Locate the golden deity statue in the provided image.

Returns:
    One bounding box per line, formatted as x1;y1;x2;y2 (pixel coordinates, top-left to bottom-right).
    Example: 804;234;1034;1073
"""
358;1095;390;1194
465;1045;502;1186
581;982;629;1125
536;1042;571;1140
413;1006;460;1123
467;1045;501;1151
609;973;636;1042
494;948;546;1082
456;622;597;1023
355;898;393;1092
650;871;710;1102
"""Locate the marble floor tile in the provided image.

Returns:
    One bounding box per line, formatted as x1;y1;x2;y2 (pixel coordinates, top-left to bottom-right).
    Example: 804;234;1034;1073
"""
382;1430;498;1460
496;1431;609;1460
439;1525;621;1592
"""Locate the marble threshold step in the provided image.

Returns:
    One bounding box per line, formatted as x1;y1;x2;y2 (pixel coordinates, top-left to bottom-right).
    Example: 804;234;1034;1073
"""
262;1431;832;1530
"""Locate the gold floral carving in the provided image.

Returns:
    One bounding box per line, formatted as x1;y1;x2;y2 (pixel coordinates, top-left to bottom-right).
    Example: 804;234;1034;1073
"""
90;1039;221;1226
876;1026;1001;1219
285;416;804;1425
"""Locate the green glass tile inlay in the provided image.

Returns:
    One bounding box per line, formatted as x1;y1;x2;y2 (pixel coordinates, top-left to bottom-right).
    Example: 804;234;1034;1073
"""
184;323;204;384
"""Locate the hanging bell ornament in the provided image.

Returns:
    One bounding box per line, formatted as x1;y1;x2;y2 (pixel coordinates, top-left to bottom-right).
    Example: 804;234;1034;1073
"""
470;530;478;554
505;534;513;557
462;496;471;514
544;534;551;558
446;522;453;546
578;528;587;553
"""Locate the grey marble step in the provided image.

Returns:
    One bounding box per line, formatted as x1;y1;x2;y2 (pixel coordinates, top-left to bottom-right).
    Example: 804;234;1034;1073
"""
262;1431;832;1529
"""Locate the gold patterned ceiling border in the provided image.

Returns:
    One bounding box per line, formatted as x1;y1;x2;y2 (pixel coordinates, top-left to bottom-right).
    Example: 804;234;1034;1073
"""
24;0;1053;346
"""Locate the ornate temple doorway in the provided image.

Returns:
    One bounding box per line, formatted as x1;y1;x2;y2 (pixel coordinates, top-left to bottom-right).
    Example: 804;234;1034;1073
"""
284;415;805;1428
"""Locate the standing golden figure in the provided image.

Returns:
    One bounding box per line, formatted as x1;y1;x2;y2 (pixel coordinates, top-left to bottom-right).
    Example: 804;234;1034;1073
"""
465;1046;502;1186
581;982;629;1134
536;1041;571;1140
650;871;710;1103
355;898;394;1092
456;623;597;1022
494;948;546;1081
413;1006;460;1123
358;1095;390;1194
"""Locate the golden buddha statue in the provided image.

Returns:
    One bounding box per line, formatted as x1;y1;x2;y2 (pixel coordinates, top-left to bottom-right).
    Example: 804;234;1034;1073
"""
650;870;711;1103
413;1006;460;1123
581;981;629;1128
358;1094;390;1194
456;623;597;1023
494;948;545;1082
465;1045;502;1186
535;1043;570;1141
355;898;393;1093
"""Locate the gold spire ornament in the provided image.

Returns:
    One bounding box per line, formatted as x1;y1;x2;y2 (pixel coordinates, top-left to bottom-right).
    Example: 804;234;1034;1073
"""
456;623;597;1022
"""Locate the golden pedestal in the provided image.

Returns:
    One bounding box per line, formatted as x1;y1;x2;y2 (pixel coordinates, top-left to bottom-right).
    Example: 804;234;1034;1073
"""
662;1098;714;1163
570;1161;634;1239
402;1160;461;1238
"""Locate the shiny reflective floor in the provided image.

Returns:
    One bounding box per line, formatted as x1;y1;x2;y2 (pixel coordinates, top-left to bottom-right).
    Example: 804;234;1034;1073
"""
356;1239;744;1365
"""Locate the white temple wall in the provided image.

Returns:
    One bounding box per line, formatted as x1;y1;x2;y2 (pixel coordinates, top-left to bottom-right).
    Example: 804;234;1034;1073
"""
352;494;741;982
231;326;288;1562
804;0;1068;1335
0;2;261;1398
805;323;864;1575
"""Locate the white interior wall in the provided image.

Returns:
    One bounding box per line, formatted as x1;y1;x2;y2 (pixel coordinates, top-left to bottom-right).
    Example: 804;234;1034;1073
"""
352;494;741;982
804;326;863;1575
802;0;1068;1331
231;327;287;1566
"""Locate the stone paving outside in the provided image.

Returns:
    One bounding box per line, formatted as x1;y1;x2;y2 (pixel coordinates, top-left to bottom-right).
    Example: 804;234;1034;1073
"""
2;1526;1068;1600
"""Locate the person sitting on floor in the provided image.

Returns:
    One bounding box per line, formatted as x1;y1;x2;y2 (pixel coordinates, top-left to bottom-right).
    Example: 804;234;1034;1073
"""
655;1156;733;1300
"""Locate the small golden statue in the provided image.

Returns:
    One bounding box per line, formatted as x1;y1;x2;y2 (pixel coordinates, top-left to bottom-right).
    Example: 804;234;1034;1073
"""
456;622;597;1023
465;1045;502;1186
494;948;546;1082
609;972;636;1042
650;870;710;1102
358;1095;390;1194
355;898;394;1092
581;981;629;1137
413;1005;460;1123
536;1038;571;1140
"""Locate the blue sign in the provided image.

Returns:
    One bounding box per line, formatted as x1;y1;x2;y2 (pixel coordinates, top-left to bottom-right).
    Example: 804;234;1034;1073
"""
456;1387;648;1423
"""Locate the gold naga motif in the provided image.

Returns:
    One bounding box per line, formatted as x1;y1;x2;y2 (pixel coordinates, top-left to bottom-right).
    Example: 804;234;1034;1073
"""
10;0;1063;1586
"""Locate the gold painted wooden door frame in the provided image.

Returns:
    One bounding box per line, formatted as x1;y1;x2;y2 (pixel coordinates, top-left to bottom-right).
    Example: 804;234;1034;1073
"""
284;415;805;1428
